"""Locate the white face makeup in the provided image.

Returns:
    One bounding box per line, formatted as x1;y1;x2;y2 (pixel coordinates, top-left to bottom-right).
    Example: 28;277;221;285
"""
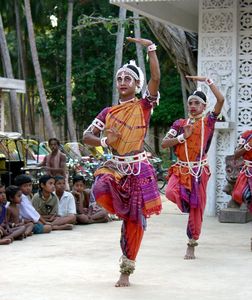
116;71;134;88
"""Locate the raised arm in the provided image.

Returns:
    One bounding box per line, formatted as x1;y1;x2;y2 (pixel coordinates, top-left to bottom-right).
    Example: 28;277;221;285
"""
161;124;193;149
126;37;160;96
186;75;224;115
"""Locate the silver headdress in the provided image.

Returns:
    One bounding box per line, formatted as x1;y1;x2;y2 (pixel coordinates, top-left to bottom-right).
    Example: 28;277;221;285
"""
116;60;144;93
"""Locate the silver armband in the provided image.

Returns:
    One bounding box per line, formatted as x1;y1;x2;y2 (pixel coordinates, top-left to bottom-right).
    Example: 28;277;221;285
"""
177;134;186;143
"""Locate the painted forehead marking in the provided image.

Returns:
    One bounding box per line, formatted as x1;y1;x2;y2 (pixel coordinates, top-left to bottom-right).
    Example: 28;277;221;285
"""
117;71;133;78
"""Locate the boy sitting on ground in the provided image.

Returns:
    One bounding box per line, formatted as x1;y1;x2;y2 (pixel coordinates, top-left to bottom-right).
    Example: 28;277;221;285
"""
72;175;109;224
14;175;52;234
32;175;74;230
0;184;26;244
5;185;34;237
54;176;76;225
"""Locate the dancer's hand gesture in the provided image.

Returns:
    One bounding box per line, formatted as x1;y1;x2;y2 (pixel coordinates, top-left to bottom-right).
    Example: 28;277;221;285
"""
183;124;193;139
186;75;207;82
126;37;153;47
106;127;121;145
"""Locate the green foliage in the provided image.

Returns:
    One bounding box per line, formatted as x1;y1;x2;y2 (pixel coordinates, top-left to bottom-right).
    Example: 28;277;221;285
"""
151;65;184;128
1;0;184;140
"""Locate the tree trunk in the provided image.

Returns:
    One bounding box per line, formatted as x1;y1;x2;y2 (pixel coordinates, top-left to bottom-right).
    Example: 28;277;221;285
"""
112;7;127;105
132;11;153;145
14;0;35;134
66;0;77;142
179;70;188;117
146;19;197;101
24;0;56;138
133;12;147;96
0;12;22;133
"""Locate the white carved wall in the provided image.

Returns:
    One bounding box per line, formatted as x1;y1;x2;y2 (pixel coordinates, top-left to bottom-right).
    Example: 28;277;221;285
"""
237;0;252;135
0;96;4;131
198;0;238;215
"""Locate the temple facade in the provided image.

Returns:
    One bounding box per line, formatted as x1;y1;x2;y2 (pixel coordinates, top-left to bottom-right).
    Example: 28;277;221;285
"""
110;0;252;216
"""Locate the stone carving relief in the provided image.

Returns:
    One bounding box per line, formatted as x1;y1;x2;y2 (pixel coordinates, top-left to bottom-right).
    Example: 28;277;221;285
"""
240;11;252;30
201;36;232;57
240;0;252;7
201;61;233;120
216;154;226;174
240;35;252;54
237;1;252;136
239;59;252;79
237;107;252;126
222;155;244;195
202;12;234;33
238;84;252;103
202;0;235;9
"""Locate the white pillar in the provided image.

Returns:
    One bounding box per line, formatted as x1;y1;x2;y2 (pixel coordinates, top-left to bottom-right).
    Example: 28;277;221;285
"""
0;92;4;131
198;0;238;215
205;131;217;216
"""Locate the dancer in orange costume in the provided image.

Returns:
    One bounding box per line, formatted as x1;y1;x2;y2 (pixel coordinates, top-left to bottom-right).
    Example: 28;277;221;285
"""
162;76;224;259
83;37;162;287
232;130;252;210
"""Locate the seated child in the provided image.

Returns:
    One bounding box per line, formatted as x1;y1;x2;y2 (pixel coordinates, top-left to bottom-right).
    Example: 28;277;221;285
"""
0;184;26;244
32;175;74;230
54;176;76;224
72;175;109;224
5;185;34;237
14;175;52;234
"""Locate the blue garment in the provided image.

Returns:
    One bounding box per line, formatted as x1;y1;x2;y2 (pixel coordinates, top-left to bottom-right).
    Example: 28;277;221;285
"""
32;223;44;234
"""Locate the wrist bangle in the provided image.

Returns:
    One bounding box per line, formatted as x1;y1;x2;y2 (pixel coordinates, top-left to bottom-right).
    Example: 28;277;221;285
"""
244;143;252;151
205;78;214;86
100;137;108;148
147;44;157;52
177;134;186;143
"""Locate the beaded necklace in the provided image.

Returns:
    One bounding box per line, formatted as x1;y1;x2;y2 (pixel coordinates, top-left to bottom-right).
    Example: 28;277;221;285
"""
184;116;205;180
119;97;135;104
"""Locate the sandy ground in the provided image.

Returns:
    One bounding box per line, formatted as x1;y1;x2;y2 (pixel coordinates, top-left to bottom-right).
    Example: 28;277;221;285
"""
0;199;252;300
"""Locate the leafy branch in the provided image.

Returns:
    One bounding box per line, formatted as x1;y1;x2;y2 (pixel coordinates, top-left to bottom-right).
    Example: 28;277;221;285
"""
75;14;144;35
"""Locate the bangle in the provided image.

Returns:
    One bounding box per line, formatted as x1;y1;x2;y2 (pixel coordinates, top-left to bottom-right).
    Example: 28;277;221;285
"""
177;134;186;143
100;137;108;148
244;143;252;151
147;44;157;52
205;78;214;86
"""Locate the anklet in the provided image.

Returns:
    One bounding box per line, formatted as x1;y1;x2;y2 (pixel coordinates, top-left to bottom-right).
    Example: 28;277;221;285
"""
119;255;135;275
187;239;198;247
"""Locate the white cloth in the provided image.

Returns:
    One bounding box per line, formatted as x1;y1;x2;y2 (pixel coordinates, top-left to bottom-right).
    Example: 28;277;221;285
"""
57;191;76;217
19;194;40;223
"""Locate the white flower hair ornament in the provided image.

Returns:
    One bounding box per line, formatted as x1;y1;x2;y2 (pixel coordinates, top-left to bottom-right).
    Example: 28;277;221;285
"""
116;60;144;94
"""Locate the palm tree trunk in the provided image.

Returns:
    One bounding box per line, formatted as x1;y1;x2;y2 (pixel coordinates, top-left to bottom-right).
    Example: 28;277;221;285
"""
0;12;22;133
66;0;77;142
179;70;188;117
146;19;197;102
112;7;127;105
24;0;56;138
133;12;147;96
133;12;151;144
14;0;35;134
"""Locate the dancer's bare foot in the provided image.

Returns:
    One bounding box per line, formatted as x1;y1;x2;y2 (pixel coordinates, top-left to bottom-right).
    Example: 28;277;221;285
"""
115;274;130;287
184;245;196;259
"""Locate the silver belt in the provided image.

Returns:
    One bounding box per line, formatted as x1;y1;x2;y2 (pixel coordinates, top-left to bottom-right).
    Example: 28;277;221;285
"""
111;151;147;164
176;159;208;168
